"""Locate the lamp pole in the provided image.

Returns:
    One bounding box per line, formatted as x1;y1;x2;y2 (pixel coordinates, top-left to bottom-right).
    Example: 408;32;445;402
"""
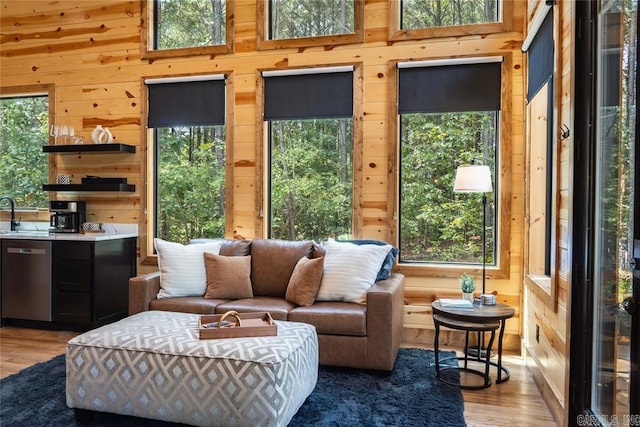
453;162;493;359
482;193;487;295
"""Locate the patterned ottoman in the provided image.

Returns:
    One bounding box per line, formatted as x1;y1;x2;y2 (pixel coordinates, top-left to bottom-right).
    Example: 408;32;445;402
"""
66;310;318;427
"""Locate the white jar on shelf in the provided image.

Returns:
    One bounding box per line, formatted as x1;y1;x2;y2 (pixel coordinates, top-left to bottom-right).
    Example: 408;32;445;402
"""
91;125;104;143
91;125;113;143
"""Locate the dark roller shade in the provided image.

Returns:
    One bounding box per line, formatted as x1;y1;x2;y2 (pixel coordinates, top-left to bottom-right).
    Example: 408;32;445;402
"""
148;79;225;127
398;62;502;114
264;72;353;120
527;12;554;102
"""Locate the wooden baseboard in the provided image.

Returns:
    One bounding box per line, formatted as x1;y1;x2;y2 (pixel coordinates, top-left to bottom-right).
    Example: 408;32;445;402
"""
525;348;565;426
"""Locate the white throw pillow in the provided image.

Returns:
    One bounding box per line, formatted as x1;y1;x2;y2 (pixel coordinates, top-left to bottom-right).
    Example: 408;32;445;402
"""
316;240;393;304
154;238;222;299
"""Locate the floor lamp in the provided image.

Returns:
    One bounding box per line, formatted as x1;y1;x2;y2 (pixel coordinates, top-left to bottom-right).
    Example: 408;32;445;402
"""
453;163;493;294
454;163;493;357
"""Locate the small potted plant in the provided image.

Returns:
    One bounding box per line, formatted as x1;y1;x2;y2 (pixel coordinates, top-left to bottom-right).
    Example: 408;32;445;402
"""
459;273;476;302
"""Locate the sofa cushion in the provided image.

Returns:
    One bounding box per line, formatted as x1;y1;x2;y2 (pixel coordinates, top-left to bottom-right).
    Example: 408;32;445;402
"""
154;238;222;298
250;239;316;297
204;253;253;299
285;256;324;307
216;297;295;321
190;239;252;256
316;240;393;304
289;302;367;336
336;239;398;281
150;296;224;314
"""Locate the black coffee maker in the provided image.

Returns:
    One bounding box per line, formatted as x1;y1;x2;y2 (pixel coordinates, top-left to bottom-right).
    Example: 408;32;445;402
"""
49;201;86;233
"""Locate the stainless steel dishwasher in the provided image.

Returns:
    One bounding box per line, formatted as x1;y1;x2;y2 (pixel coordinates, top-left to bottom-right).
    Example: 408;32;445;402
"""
1;240;52;321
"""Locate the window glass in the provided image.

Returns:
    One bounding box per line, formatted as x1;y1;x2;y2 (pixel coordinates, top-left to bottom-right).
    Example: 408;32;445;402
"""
155;126;226;243
147;77;226;245
400;111;497;264
401;0;499;29
0;95;49;209
269;118;353;240
269;0;355;40
154;0;226;50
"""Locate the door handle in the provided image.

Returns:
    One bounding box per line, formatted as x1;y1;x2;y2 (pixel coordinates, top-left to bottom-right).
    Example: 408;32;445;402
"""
632;239;640;278
622;296;637;315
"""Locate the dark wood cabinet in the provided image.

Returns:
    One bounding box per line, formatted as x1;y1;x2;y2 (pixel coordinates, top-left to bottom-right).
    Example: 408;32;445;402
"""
52;238;136;328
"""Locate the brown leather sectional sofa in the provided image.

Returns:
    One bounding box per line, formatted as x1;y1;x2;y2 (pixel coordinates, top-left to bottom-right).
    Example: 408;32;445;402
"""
129;238;405;371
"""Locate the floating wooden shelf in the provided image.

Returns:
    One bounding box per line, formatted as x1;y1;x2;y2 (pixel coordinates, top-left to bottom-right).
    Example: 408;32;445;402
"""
42;143;136;154
42;184;136;192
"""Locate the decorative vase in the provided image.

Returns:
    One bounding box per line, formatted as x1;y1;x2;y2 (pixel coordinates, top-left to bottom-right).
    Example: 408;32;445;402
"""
91;125;104;143
102;127;113;143
462;292;474;302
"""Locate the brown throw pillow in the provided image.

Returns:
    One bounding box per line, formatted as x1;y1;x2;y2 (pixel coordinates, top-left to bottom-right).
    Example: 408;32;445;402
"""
204;253;253;299
285;256;325;307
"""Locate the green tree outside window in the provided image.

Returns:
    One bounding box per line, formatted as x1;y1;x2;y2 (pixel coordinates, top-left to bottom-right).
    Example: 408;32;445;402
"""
155;0;226;50
269;118;353;241
269;0;355;40
400;111;497;264
0;96;49;209
156;126;226;244
401;0;499;29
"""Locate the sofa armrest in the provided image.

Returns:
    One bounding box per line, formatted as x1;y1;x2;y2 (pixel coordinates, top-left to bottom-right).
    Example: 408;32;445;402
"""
366;273;405;370
129;271;161;315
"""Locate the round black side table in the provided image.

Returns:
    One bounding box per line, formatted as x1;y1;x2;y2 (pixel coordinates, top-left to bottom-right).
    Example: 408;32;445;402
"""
432;300;516;388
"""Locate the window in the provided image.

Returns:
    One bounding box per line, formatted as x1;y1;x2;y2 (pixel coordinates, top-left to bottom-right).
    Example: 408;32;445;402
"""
257;0;363;50
145;76;228;246
0;86;52;209
524;8;557;304
142;0;233;59
389;0;512;41
262;67;355;241
396;58;504;272
401;0;500;29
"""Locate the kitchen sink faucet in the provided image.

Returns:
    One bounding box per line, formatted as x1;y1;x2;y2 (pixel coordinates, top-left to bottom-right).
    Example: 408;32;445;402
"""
0;196;18;231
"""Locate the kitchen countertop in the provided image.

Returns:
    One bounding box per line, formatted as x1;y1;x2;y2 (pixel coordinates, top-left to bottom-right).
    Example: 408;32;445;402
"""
0;223;137;241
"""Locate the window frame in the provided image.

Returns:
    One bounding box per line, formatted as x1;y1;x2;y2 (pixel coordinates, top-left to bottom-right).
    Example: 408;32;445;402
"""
140;0;234;60
141;73;234;265
256;64;364;238
523;4;559;309
256;0;364;51
0;84;55;213
388;0;513;42
389;56;512;279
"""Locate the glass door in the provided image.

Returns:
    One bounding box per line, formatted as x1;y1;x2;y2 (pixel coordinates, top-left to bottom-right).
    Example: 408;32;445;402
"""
591;0;639;424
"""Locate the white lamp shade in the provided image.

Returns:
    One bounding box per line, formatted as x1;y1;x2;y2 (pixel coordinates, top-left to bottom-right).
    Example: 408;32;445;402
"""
453;165;493;193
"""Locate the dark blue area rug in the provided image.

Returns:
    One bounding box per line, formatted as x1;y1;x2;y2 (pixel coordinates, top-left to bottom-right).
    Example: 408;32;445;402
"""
0;348;465;426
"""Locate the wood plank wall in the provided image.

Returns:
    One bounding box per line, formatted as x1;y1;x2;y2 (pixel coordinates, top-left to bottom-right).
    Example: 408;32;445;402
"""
1;1;526;351
522;1;574;425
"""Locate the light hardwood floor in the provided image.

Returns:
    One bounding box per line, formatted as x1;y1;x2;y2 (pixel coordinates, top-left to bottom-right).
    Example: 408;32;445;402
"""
0;327;558;426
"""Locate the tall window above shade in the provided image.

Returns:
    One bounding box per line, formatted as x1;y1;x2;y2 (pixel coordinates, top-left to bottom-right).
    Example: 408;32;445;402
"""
389;0;512;42
141;0;233;59
262;67;355;241
401;0;500;29
145;76;227;245
257;0;363;50
397;58;502;266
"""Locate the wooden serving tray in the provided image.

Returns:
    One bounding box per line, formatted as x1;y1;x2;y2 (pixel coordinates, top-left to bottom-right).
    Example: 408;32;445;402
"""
199;311;277;339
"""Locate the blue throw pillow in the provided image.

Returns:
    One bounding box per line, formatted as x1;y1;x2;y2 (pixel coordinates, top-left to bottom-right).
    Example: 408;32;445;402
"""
336;239;399;281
